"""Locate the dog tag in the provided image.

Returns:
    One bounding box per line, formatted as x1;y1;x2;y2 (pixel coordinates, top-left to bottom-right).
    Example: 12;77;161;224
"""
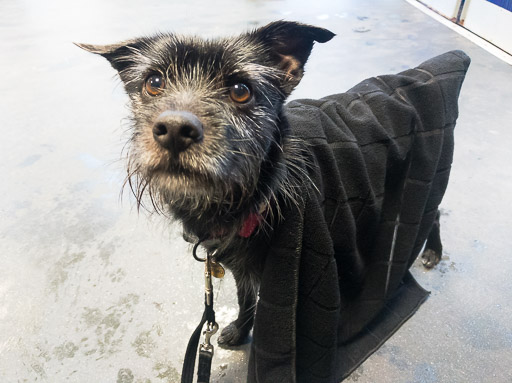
210;260;225;279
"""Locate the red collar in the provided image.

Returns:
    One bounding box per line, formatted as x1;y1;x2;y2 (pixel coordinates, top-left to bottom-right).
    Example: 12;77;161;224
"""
238;211;264;238
205;204;266;240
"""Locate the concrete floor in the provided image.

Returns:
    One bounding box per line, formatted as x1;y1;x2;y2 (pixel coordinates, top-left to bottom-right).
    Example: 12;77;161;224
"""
1;0;511;382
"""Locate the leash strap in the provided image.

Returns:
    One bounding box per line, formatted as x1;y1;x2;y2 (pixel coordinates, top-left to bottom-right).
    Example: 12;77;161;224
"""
197;347;213;383
181;245;218;383
181;311;207;383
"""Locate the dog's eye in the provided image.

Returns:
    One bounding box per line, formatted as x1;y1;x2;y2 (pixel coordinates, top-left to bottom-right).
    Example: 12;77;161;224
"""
145;74;165;96
229;83;251;103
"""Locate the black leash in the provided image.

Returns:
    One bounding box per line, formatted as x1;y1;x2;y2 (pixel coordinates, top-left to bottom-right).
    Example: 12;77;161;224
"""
181;240;223;383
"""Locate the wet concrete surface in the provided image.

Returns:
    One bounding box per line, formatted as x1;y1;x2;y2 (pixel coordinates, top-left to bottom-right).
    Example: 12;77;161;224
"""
1;0;511;382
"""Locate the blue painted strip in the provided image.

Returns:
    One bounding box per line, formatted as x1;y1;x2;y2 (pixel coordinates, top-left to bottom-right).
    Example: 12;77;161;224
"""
487;0;512;12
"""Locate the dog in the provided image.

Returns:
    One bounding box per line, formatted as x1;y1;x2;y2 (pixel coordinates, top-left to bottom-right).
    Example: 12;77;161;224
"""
77;20;448;357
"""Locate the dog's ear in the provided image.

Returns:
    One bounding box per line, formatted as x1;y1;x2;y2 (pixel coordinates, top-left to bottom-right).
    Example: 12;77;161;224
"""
74;41;139;75
250;21;335;94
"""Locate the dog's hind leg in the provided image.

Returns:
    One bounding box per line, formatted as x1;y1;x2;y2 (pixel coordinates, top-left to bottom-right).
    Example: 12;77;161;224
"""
217;274;256;347
421;210;443;269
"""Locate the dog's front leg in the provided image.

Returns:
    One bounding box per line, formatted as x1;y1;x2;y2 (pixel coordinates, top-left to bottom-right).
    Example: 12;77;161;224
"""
218;272;256;347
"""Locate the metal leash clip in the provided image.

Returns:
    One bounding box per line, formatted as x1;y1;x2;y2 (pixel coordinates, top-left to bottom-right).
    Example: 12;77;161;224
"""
203;253;220;349
200;321;219;354
204;254;214;306
197;255;219;383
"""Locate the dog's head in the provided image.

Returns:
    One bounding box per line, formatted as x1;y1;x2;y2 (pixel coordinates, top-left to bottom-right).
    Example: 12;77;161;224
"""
77;21;334;219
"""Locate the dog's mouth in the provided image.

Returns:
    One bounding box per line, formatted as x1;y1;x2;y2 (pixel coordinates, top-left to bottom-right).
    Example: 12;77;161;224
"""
138;146;241;191
153;144;229;179
151;162;208;184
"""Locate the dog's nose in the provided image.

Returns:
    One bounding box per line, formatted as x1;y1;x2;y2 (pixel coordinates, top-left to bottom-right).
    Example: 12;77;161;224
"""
152;111;204;152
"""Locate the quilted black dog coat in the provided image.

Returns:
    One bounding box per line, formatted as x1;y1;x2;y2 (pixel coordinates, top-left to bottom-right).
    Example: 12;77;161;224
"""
247;50;470;382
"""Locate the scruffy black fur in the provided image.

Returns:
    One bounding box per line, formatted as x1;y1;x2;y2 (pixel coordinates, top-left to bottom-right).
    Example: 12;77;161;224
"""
77;21;443;347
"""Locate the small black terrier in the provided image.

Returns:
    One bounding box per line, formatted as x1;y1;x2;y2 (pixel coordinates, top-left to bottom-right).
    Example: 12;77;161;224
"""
77;21;444;349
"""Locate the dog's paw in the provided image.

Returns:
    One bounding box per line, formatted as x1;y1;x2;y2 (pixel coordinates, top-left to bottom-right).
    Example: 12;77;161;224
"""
217;322;250;347
421;248;441;269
